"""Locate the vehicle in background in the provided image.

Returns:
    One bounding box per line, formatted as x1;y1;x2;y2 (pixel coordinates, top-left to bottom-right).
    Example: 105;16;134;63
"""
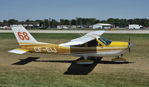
57;25;68;29
93;23;113;29
0;26;9;29
129;24;143;29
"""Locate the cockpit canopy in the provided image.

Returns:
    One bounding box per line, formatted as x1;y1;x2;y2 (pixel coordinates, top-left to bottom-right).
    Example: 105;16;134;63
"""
77;37;112;47
98;37;112;45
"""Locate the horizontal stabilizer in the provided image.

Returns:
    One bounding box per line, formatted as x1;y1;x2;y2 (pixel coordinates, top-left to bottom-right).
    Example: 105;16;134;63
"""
8;48;29;54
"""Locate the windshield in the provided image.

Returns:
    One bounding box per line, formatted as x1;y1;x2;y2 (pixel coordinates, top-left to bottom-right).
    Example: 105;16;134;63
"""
98;37;112;45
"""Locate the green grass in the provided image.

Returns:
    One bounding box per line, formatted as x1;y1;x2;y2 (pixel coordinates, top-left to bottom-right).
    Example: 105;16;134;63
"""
0;33;79;39
1;33;149;40
0;70;148;87
0;33;149;87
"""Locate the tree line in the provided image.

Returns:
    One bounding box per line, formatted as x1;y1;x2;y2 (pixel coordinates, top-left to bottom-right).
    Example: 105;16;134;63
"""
0;18;149;28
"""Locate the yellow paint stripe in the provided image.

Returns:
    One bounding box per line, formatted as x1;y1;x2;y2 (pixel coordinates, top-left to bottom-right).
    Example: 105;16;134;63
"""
15;48;29;51
97;48;127;50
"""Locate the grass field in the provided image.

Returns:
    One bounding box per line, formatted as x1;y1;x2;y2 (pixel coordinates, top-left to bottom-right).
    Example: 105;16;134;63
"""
0;33;149;87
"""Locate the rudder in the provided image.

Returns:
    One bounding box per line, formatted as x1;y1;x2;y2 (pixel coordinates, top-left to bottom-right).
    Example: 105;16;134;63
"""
11;25;38;45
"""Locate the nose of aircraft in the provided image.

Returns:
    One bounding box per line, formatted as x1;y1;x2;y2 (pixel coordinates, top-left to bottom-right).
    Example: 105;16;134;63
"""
129;43;135;46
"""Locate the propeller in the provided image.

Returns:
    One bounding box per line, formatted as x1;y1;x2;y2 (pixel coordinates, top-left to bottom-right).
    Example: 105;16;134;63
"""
128;36;135;55
128;36;131;55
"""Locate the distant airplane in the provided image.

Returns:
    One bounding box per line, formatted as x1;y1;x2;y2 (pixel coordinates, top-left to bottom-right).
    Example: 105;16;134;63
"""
9;25;134;64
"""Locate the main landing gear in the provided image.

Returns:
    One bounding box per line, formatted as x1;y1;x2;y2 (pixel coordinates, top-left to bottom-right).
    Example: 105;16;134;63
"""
76;54;127;64
76;56;103;65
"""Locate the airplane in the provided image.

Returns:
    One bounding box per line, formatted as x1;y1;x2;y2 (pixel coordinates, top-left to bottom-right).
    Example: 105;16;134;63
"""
8;25;134;64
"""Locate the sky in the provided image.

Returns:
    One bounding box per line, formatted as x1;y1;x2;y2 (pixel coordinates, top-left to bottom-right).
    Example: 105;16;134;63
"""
0;0;149;21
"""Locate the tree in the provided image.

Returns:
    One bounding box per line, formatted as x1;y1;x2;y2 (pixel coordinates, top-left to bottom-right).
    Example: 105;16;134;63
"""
64;19;70;25
35;20;44;27
87;18;97;25
76;18;82;25
71;19;76;25
3;20;8;25
1;18;149;28
0;22;2;26
60;19;65;25
8;19;18;25
95;20;100;23
107;18;115;25
43;19;49;28
50;19;59;28
25;19;30;22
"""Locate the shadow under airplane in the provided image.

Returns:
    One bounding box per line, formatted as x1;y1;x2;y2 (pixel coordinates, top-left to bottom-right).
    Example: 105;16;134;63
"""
12;57;40;65
12;57;135;75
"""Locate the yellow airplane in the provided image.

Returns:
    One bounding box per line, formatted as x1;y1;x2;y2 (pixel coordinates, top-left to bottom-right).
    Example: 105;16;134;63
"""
9;25;134;64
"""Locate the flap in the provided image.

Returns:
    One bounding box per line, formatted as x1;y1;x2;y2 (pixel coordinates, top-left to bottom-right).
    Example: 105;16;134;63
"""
8;48;29;54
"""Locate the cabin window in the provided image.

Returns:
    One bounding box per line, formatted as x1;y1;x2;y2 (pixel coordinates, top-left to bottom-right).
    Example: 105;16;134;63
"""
98;37;112;45
87;39;98;47
99;44;102;46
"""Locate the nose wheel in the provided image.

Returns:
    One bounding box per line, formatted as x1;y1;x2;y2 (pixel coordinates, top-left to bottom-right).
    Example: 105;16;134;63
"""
112;55;127;63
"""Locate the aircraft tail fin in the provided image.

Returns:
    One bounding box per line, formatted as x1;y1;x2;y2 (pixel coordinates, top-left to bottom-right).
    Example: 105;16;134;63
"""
11;25;38;45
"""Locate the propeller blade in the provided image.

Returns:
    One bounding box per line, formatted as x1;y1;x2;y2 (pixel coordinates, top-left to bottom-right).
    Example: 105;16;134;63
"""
129;36;130;44
129;47;131;55
128;36;131;55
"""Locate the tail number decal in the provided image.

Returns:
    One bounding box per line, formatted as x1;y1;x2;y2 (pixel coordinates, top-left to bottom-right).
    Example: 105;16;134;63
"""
18;32;30;40
46;47;57;53
34;47;57;53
